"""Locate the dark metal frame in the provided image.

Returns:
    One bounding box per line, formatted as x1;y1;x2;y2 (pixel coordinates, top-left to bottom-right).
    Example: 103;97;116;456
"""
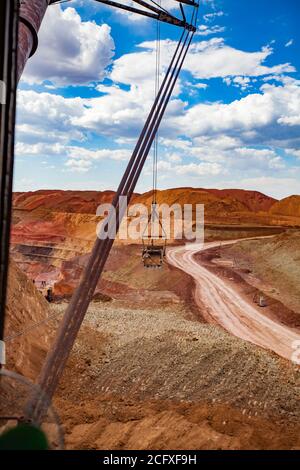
0;0;19;346
50;0;197;31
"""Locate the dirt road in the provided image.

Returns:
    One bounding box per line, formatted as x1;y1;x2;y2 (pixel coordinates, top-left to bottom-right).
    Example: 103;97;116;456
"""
167;241;300;361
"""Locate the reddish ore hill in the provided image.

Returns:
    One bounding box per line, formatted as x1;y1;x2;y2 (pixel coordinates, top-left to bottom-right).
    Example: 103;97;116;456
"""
13;187;276;215
10;187;300;295
203;189;277;212
13;190;117;214
270;195;300;218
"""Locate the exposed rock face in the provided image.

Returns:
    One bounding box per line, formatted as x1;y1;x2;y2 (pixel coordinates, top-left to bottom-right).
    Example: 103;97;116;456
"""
4;259;50;379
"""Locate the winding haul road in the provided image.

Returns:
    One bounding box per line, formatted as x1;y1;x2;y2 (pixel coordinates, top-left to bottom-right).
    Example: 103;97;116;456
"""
167;241;300;361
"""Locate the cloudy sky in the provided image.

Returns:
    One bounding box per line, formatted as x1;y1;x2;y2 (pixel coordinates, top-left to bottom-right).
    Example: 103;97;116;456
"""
15;0;300;199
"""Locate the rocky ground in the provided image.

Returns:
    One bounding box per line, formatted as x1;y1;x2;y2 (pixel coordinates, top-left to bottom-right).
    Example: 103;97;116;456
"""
49;300;300;450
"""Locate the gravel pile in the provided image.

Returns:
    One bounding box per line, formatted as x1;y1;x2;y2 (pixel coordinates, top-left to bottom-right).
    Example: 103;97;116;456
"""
53;302;300;422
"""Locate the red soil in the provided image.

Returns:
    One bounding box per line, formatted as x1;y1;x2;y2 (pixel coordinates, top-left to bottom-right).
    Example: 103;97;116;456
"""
270;195;300;218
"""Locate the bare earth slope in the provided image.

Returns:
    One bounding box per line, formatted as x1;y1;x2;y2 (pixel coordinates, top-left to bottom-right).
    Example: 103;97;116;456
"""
270;195;300;218
167;240;300;360
226;231;300;314
5;260;50;379
203;188;276;212
53;302;300;450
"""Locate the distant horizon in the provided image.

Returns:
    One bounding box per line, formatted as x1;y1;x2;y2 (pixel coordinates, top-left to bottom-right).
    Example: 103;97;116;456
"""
12;185;300;201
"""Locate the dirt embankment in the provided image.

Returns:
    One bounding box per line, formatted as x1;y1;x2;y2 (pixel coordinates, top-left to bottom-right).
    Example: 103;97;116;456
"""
270;195;300;218
225;231;300;315
53;244;200;318
52;302;300;450
4;260;51;379
204;225;285;242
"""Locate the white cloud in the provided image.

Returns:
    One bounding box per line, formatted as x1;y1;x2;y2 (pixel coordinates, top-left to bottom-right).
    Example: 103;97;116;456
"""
126;37;295;85
234;147;285;170
167;153;182;163
17;70;300;155
193;135;241;152
66;146;131;161
16;24;300;194
203;11;224;22
15;141;65;156
160;138;192;150
65;159;92;172
16;75;300;181
185;39;295;79
16;90;85;143
285;39;294;48
197;24;225;36
174;162;223;176
278;115;300;126
23;5;115;86
225;176;300;199
171;79;300;143
151;159;223;177
224;76;251;91
194;82;209;89
286;148;300;159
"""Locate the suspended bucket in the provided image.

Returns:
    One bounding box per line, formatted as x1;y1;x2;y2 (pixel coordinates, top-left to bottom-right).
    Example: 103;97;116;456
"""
142;239;166;269
142;203;166;269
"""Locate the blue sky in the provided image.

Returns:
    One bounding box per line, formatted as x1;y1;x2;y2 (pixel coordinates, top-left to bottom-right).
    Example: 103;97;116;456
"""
14;0;300;199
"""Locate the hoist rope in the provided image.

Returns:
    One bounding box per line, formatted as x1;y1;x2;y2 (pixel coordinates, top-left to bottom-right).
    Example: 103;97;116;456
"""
152;5;161;205
4;308;63;343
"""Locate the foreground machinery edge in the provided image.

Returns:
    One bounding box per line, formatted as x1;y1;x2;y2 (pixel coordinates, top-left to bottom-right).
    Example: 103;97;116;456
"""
0;1;51;351
0;1;20;362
